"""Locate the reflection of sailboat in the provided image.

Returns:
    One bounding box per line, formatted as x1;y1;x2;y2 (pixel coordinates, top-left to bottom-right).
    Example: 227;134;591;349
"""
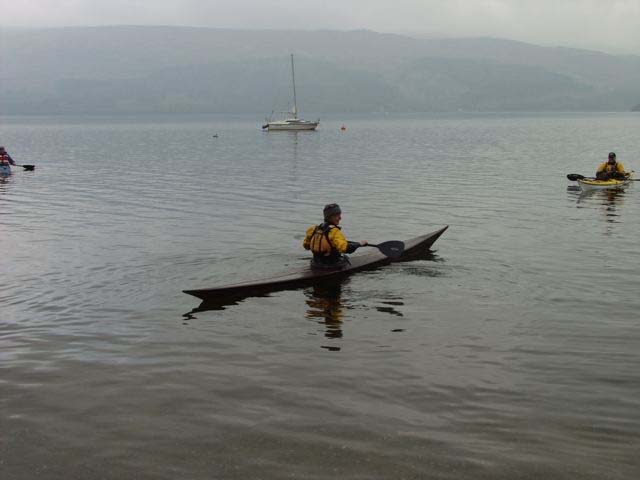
262;54;319;131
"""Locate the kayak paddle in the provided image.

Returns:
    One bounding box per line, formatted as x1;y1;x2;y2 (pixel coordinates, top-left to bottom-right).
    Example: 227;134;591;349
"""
567;173;586;181
365;240;405;259
17;164;35;171
567;172;638;181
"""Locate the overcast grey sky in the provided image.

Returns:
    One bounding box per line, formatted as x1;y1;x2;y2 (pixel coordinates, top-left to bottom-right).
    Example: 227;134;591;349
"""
2;0;639;54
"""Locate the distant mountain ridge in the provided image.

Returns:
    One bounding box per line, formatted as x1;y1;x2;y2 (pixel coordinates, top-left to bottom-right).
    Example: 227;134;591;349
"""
1;26;639;114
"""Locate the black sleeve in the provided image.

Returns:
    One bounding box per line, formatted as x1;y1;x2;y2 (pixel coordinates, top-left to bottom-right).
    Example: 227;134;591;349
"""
346;241;361;254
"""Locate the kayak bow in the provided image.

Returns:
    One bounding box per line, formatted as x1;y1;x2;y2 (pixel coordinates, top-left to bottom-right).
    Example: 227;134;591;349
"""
184;226;448;303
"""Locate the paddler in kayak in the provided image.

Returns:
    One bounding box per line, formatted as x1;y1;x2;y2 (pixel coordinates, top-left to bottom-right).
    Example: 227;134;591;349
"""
0;146;16;166
303;203;368;269
595;152;627;180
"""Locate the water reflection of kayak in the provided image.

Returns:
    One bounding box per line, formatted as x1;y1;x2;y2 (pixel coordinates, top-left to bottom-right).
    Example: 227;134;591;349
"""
184;226;448;302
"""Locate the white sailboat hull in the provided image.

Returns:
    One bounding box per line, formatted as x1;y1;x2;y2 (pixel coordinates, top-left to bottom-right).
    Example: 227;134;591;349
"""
265;119;319;131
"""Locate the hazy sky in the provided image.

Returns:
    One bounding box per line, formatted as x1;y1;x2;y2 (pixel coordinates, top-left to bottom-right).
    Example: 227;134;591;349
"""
2;0;639;54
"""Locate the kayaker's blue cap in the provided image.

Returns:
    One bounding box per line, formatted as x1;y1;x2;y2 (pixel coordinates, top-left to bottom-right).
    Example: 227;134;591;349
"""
323;203;341;220
608;152;616;159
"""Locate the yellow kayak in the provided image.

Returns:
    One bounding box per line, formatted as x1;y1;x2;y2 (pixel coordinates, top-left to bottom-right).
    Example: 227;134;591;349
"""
577;173;634;191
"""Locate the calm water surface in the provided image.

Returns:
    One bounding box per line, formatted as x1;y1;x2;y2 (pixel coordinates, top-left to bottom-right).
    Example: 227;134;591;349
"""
1;113;639;479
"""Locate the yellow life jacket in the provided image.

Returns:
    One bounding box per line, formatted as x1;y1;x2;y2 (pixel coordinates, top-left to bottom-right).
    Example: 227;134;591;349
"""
308;224;336;255
597;161;625;174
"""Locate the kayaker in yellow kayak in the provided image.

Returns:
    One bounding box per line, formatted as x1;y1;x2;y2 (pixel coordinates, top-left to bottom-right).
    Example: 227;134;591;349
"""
303;203;368;268
596;152;627;180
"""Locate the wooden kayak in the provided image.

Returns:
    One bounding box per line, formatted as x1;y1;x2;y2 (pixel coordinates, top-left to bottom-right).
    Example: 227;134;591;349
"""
184;226;448;303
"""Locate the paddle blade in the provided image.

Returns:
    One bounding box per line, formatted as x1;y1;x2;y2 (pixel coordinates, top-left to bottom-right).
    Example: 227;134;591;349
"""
22;165;35;171
567;173;585;181
372;240;405;259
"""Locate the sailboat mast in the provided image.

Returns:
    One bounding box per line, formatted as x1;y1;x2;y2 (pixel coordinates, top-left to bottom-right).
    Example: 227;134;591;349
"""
290;54;298;118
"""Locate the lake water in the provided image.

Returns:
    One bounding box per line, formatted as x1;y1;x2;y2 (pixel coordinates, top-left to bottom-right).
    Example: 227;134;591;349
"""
1;113;639;479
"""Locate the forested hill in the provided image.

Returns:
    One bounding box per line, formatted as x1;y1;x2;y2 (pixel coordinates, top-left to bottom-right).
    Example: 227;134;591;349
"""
2;26;640;114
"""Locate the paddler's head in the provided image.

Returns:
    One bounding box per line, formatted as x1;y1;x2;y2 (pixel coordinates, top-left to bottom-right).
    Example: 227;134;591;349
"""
323;203;342;225
608;152;617;164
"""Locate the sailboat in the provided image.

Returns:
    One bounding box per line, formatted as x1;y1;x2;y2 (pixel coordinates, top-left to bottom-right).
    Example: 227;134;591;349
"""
262;54;319;131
